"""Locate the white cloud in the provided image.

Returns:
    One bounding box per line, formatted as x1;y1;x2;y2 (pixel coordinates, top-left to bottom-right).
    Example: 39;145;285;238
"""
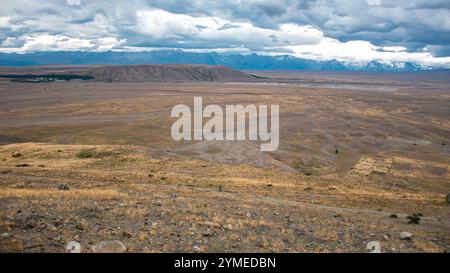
286;38;450;67
0;16;10;28
0;33;125;53
135;9;322;49
66;0;81;6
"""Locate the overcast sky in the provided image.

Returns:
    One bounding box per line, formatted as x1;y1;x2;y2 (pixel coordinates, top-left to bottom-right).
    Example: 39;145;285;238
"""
1;0;450;66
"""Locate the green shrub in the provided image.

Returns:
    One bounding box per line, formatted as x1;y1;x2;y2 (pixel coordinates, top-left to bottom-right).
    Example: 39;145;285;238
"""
76;149;96;159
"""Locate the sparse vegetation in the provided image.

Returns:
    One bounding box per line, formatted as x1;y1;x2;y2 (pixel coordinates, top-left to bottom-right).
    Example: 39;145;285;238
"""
76;149;96;159
12;152;22;158
292;160;313;176
76;149;116;159
0;74;94;83
407;213;422;224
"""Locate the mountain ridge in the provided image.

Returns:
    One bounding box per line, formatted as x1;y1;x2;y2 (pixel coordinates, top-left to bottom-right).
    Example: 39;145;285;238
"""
0;50;438;72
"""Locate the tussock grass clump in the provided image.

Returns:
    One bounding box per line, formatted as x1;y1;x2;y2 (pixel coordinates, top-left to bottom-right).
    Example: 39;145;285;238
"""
76;149;96;158
12;152;22;158
292;160;313;176
76;149;116;159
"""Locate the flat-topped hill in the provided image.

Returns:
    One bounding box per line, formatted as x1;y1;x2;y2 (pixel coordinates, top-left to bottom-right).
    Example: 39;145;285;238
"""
0;64;254;82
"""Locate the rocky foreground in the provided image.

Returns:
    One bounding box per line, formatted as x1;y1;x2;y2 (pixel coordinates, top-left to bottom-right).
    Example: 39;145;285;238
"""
0;143;449;253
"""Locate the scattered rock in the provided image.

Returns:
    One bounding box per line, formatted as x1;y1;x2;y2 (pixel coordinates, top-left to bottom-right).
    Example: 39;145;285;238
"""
400;232;413;241
203;228;212;237
223;224;233;230
366;241;381;253
66;241;82;253
193;245;201;253
47;225;58;232
76;219;89;230
91;240;127;253
197;221;220;228
57;184;70;191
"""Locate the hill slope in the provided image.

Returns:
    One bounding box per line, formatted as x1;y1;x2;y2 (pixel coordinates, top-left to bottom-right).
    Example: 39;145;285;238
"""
0;64;254;82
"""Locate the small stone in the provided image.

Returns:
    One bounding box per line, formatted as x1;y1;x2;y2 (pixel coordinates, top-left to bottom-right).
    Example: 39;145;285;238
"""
203;228;212;237
47;225;58;232
400;232;413;240
193;245;201;253
246;212;252;218
446;193;450;204
366;241;381;253
1;232;10;239
224;224;233;230
76;219;89;230
58;184;69;191
66;241;81;253
383;235;390;241
389;214;398;219
197;221;220;228
91;240;127;253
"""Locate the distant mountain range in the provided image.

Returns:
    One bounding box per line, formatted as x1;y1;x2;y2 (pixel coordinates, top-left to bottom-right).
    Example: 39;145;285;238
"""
0;50;435;72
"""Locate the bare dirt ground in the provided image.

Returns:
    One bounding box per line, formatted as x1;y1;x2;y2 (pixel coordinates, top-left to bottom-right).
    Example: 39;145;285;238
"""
0;71;449;252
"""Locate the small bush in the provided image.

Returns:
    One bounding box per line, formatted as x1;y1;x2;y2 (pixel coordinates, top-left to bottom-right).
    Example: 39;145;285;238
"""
292;160;313;176
76;149;96;159
76;149;116;159
407;213;422;225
